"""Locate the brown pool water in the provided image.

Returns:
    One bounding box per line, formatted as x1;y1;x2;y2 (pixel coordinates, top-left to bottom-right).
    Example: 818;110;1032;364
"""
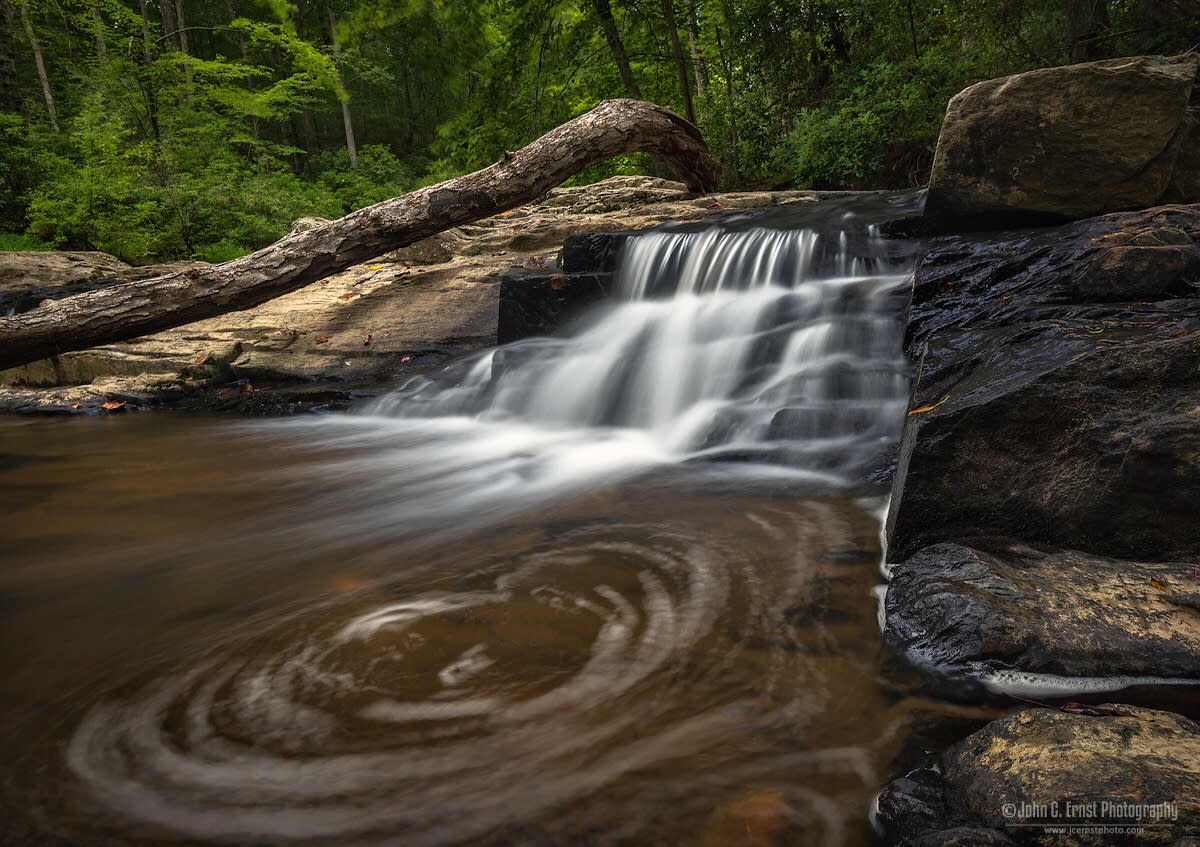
0;413;966;847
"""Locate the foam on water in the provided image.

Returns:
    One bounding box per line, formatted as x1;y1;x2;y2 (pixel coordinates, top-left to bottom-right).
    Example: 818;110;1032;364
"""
981;669;1200;698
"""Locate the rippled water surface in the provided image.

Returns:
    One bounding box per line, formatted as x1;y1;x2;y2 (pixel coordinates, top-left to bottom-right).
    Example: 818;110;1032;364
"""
0;415;931;847
1;201;949;845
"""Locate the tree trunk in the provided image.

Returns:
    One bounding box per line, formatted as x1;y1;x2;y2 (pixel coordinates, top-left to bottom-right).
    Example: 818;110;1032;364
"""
0;99;720;371
659;0;696;125
17;0;57;130
1066;0;1109;63
0;0;21;114
325;0;357;166
134;0;161;141
90;5;107;58
686;0;708;98
174;0;192;100
591;0;642;99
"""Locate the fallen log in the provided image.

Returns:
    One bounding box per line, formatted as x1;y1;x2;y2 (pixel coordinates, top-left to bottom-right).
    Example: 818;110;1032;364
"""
0;99;720;372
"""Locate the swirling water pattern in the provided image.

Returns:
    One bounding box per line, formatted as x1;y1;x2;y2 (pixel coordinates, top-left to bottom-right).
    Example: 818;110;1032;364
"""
0;205;921;846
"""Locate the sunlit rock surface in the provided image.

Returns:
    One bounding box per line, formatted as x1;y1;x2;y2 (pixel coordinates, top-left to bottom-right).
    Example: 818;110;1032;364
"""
879;707;1200;845
883;542;1200;694
0;176;820;412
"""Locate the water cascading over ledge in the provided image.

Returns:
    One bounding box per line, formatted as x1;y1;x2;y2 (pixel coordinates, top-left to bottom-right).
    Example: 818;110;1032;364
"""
387;213;918;484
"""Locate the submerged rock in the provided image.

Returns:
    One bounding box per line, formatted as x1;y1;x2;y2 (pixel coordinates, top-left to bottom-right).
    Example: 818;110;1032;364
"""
926;55;1200;224
879;707;1200;845
883;542;1200;696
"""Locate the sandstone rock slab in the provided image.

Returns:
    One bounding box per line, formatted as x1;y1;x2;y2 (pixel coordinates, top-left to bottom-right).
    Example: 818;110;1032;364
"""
926;55;1200;223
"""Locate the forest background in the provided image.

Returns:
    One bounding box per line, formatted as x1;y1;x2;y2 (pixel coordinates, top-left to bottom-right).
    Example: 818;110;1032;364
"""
1;0;1196;265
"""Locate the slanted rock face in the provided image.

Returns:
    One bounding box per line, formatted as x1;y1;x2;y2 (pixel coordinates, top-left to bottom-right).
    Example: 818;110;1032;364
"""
0;176;818;412
0;251;131;315
887;206;1200;564
883;542;1200;693
926;55;1200;223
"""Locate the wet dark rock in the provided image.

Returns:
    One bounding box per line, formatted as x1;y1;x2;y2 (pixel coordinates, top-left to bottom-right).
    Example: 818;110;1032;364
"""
878;707;1200;846
497;269;615;342
887;205;1200;564
926;55;1200;224
882;542;1200;693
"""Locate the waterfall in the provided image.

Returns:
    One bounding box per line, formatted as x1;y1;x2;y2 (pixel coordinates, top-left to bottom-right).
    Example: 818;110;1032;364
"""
370;222;912;478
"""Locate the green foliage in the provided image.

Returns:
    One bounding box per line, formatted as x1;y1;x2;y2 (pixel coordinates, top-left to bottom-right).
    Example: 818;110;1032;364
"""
1;0;1195;262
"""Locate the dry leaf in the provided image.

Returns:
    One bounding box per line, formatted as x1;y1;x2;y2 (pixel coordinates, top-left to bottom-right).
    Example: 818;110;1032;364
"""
908;395;949;416
363;334;373;346
338;292;357;301
240;383;254;395
315;335;330;344
706;202;726;211
1151;578;1168;593
101;400;125;411
401;355;412;363
549;274;567;291
72;402;82;409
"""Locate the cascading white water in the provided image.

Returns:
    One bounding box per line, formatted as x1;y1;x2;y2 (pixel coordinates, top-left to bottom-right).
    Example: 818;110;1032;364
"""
372;222;911;476
39;208;923;847
217;217;914;554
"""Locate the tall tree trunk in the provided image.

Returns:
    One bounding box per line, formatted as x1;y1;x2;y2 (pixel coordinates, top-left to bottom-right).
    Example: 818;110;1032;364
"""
716;0;739;183
90;5;107;58
686;0;708;98
0;0;21;113
1066;0;1109;62
136;0;160;140
173;0;193;100
660;0;696;125
290;5;319;153
17;0;56;130
226;0;259;141
159;0;177;48
325;0;357;166
0;100;721;371
591;0;642;98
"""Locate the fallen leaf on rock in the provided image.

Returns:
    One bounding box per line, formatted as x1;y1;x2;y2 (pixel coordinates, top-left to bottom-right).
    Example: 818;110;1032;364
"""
240;383;254;395
369;264;384;270
101;400;126;411
706;202;725;211
338;292;357;301
908;395;949;415
363;334;372;346
550;274;568;291
72;402;82;409
1151;578;1169;593
315;335;330;344
401;355;412;363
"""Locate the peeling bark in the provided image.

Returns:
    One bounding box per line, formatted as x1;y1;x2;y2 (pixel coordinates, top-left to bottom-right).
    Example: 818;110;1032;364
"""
0;99;720;371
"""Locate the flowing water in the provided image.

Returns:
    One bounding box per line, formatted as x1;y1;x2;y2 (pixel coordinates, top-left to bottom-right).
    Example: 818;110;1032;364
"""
0;196;966;846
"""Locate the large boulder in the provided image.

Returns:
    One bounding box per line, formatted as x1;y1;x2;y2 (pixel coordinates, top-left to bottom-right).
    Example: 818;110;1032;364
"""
887;206;1200;564
926;55;1200;224
879;707;1200;845
883;542;1200;696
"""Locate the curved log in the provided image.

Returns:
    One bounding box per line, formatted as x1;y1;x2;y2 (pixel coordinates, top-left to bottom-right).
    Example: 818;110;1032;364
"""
0;99;720;371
